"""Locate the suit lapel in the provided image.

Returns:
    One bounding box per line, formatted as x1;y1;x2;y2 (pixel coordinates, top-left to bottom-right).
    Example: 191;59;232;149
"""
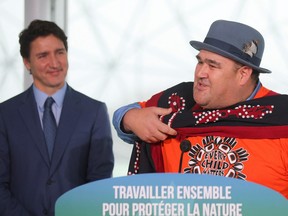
50;86;81;173
19;87;51;167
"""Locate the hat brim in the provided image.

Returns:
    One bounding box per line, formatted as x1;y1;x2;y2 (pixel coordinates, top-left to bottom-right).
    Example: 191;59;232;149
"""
190;41;271;73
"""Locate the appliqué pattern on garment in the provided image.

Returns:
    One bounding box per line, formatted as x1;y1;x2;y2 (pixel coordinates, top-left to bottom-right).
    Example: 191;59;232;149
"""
184;136;249;180
160;92;186;126
128;141;141;175
193;104;274;125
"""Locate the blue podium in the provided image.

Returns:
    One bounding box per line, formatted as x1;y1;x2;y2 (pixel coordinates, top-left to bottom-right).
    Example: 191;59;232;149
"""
55;173;287;216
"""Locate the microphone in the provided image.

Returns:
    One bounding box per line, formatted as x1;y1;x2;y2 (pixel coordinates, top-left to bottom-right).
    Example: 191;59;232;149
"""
178;140;191;173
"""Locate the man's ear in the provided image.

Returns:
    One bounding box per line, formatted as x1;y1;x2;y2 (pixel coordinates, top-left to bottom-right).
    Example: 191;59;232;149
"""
23;58;31;71
239;66;253;85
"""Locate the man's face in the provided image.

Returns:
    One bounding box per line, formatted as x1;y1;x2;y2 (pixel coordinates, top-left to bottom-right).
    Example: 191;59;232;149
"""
193;50;242;109
23;34;68;95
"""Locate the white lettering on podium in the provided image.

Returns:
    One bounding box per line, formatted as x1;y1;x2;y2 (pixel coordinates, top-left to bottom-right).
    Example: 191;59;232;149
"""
202;203;242;216
177;186;232;199
131;201;184;216
102;203;129;216
113;185;174;199
101;185;243;216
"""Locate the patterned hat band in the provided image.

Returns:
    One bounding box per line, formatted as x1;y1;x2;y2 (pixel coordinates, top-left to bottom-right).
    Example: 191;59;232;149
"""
203;37;261;67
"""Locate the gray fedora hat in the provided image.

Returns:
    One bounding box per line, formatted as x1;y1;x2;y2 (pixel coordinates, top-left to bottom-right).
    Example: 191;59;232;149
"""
190;20;271;73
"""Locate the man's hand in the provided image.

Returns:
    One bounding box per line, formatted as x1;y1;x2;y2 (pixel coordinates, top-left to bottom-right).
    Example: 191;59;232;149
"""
122;107;177;143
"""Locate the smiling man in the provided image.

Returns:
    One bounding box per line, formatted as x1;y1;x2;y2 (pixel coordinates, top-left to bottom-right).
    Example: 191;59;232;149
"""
23;34;68;95
0;20;114;216
112;20;288;199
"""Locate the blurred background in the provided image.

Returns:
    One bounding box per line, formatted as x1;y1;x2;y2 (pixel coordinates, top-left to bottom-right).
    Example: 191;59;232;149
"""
0;0;287;177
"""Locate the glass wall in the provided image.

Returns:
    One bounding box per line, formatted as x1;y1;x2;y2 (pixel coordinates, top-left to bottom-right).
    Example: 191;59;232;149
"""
1;0;288;177
0;0;24;101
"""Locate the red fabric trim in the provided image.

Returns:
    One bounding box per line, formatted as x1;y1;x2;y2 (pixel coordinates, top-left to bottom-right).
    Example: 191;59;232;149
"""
176;125;288;140
145;91;164;107
150;144;164;172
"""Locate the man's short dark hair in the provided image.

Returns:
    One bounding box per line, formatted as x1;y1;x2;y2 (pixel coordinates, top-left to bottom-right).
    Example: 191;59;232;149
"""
19;19;68;59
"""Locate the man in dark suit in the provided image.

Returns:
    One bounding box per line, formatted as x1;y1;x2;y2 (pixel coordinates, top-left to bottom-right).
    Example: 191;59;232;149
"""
0;20;114;216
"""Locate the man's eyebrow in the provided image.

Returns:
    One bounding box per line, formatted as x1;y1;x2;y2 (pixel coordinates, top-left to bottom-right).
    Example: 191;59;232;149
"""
35;51;48;57
205;58;220;66
56;48;66;52
196;54;221;66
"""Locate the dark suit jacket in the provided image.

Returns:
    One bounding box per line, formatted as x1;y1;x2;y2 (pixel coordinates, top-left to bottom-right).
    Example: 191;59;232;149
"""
0;85;114;216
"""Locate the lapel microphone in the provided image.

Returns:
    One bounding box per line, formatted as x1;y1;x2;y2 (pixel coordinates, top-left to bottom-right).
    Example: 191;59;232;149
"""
178;139;191;173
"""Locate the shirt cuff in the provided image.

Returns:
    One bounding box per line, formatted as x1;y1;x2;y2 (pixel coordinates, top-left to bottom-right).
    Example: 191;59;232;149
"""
112;102;141;144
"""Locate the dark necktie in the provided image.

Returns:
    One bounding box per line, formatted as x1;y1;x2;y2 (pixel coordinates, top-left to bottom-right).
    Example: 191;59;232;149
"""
43;97;57;159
